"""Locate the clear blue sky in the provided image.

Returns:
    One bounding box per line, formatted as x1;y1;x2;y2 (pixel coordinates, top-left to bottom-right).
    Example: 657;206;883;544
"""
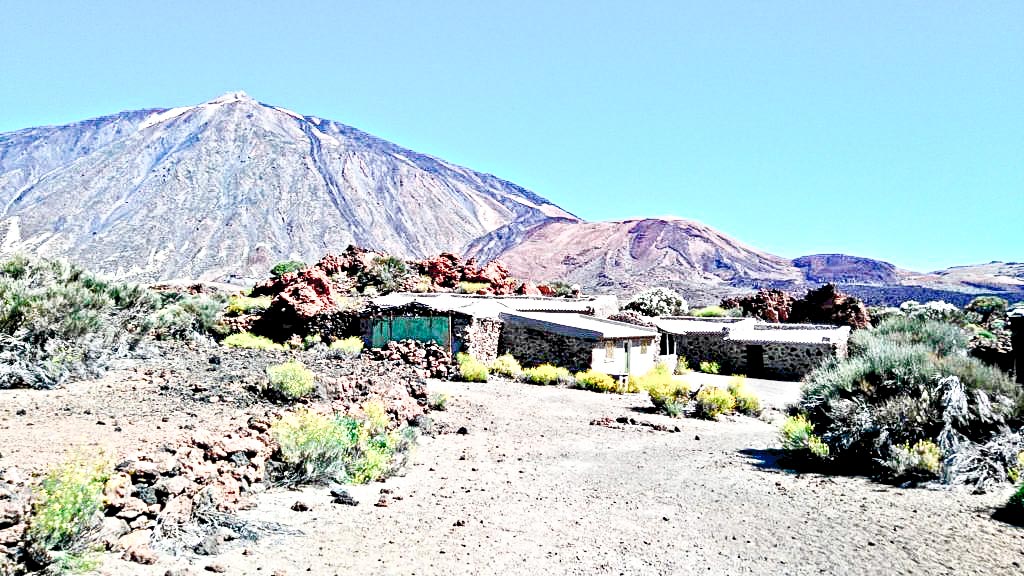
2;1;1021;271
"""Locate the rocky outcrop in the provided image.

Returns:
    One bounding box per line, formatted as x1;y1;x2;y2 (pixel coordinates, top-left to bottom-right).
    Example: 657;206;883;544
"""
722;289;794;323
790;284;872;329
367;340;455;380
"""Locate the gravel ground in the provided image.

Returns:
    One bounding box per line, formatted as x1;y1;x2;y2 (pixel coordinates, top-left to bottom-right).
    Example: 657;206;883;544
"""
4;367;1023;575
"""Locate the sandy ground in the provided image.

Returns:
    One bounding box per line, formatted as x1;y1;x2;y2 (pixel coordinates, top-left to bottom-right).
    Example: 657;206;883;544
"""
3;366;1023;575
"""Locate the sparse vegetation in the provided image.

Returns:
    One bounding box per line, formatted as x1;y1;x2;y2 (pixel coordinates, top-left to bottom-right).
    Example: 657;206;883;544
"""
267;361;316;400
26;456;111;572
522;364;573;386
689;306;731;317
645;378;690;417
226;294;272;315
359;256;413;294
457;353;489;382
270;401;412;486
883;440;942;480
673;356;690;375
428;393;449;411
148;292;226;339
223;331;287;351
457;281;489;294
329;336;364;358
270;260;306;278
623;287;688;317
698;361;720;374
489;354;522;378
694;386;735;420
779;414;829;458
726;376;761;416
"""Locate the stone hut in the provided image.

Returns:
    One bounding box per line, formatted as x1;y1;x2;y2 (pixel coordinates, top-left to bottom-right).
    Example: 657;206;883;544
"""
655;317;850;380
361;295;504;364
498;311;660;376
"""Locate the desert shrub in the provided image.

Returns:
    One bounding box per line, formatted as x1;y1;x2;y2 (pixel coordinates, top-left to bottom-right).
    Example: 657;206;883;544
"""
883;440;942;479
489;354;522;378
226;294;272;315
270;260;306;278
689;306;728;317
223;331;287;351
428;393;448;411
645;376;691;417
457;281;489;294
623;287;688;317
149;293;226;339
698;361;720;374
544;280;577;298
965;296;1008;324
800;313;1024;486
899;300;965;325
359;256;412;294
694;386;735;420
1006;482;1024;524
574;369;620;393
26;457;111;571
457;353;489;382
522;364;573;386
727;376;761;416
779;415;830;458
270;402;412;486
267;361;316;400
0;257;160;389
329;336;364;359
674;357;690;375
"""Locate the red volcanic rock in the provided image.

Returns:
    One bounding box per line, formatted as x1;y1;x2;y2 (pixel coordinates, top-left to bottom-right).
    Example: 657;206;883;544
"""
421;253;462;289
275;268;339;319
790;284;871;329
517;281;543;296
722;289;793;323
537;284;555;297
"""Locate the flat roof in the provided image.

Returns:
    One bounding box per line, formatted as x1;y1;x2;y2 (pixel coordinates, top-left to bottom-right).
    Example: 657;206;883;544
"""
655;316;849;344
500;311;659;340
655;317;756;334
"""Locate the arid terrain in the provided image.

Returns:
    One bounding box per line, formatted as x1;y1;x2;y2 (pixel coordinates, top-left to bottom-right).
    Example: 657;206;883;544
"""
2;346;1021;576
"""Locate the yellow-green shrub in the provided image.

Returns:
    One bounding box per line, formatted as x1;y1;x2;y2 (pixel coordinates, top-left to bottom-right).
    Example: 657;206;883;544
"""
647;378;691;417
726;376;761;416
267;361;316;399
489;354;522;378
674;356;691;375
458;281;489;294
695;386;735;419
574;369;620;393
522;364;573;386
330;336;364;358
26;457;111;572
779;414;830;458
457;353;489;382
226;295;272;315
223;331;286;351
699;361;721;374
884;440;942;478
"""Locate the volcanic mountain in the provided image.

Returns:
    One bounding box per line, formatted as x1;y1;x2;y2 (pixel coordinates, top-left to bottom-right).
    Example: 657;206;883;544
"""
0;92;574;281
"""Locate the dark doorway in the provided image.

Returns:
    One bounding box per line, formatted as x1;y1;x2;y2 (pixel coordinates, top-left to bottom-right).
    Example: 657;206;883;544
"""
746;345;764;377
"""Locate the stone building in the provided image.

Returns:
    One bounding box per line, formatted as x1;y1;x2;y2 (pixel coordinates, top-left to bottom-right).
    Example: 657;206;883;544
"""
498;311;660;376
655;317;850;380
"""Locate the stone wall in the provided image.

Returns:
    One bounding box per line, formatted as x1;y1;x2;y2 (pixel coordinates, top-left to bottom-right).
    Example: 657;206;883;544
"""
1010;316;1023;384
499;323;595;373
666;332;746;374
758;342;838;380
453;317;502;364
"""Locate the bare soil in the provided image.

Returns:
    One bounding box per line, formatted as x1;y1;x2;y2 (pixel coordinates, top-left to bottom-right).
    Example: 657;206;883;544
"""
3;356;1023;575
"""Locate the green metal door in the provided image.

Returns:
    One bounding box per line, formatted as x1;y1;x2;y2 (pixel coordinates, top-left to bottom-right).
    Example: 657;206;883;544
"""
371;315;451;348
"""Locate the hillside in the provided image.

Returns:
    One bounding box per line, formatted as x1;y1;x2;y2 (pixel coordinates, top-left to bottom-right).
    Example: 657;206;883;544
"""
0;92;574;281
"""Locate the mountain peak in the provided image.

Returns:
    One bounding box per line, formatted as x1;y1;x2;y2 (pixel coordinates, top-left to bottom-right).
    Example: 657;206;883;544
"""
206;91;254;105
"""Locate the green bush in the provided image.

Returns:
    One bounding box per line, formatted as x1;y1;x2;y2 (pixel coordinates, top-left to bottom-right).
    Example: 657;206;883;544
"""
884;440;942;479
329;336;364;358
149;293;226;339
544;280;577;298
267;361;316;400
699;361;720;374
226;294;272;315
26;457;111;571
489;354;522;378
574;369;621;393
223;332;287;351
694;386;735;420
522;364;573;386
270;260;306;278
457;353;489;382
674;357;691;375
359;256;412;294
270;401;412;486
623;287;688;317
779;414;830;458
457;281;489;294
965;296;1008;324
727;376;761;416
1006;483;1024;521
690;306;729;317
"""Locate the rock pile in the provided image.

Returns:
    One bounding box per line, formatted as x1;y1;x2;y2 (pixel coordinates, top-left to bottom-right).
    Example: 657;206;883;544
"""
368;340;455;380
0;470;30;571
722;284;871;329
722;289;793;323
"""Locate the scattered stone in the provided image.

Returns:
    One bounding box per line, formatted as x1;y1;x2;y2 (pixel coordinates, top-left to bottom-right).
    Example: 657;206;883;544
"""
291;501;311;512
205;563;227;573
456;426;469;435
331;487;358;506
194;534;220;556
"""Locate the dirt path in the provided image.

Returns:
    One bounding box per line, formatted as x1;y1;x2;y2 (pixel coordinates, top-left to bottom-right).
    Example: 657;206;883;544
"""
103;379;1023;576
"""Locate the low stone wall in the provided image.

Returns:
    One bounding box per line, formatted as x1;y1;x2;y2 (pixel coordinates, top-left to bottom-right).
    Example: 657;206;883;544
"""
759;342;838;380
499;323;594;372
453;317;501;364
667;332;746;374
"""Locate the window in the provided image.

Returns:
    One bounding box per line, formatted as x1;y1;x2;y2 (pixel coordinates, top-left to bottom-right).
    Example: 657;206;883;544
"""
640;340;648;354
605;340;615;361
